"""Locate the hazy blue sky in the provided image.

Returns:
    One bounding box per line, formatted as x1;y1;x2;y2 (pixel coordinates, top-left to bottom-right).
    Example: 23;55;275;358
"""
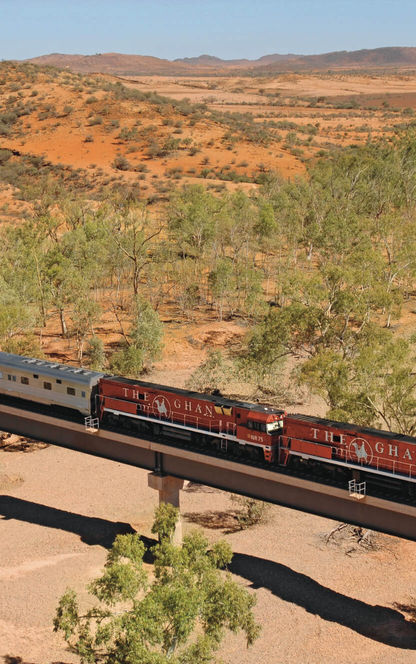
1;0;416;61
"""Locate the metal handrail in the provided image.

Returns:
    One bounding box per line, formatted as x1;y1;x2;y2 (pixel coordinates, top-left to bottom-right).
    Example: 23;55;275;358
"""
85;415;99;432
332;445;416;478
100;394;237;435
349;479;366;498
279;435;416;479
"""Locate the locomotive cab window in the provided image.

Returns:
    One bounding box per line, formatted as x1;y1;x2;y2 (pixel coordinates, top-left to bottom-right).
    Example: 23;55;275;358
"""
67;387;76;396
247;420;266;432
266;420;283;433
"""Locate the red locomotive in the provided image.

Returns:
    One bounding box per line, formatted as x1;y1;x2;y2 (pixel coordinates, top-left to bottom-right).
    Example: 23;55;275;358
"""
280;413;416;482
98;376;285;462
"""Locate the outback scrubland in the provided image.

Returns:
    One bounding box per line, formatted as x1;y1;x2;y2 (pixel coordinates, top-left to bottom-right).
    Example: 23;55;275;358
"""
1;60;416;663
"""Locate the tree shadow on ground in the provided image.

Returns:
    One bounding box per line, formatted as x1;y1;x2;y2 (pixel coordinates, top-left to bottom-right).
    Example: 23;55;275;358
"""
0;436;48;453
3;657;70;664
393;602;416;623
3;658;34;664
0;495;157;551
183;482;220;493
230;552;416;648
184;509;242;533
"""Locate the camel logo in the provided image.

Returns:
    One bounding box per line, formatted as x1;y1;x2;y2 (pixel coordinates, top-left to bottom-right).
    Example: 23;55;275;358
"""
152;395;171;419
348;437;373;465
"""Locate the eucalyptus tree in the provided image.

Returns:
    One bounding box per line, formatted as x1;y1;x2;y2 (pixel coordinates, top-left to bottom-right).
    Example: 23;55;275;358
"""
108;200;164;297
298;327;416;435
54;505;259;664
110;296;163;377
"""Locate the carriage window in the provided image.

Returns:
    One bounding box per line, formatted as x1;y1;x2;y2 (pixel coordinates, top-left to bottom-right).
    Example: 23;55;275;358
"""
21;376;29;385
33;374;38;379
43;382;52;390
81;391;86;398
56;379;62;384
67;387;75;396
0;372;2;379
8;374;16;382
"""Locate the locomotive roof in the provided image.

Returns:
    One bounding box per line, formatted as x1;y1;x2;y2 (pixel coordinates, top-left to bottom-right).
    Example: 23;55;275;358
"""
288;413;416;444
103;375;285;416
0;352;104;387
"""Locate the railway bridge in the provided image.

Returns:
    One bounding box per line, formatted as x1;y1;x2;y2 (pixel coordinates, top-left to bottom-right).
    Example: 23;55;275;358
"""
0;401;415;542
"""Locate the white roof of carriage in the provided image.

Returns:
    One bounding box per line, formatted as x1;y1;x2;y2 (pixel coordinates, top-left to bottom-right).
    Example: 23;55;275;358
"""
0;352;104;387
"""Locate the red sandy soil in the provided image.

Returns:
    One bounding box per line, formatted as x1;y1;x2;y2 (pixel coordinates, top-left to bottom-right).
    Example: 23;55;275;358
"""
3;65;416;222
120;71;416;101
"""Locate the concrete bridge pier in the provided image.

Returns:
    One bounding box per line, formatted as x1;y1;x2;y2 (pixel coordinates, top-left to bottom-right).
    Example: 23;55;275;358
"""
148;472;184;544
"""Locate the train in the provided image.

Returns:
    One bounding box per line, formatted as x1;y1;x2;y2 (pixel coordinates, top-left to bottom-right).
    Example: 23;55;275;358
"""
0;351;415;499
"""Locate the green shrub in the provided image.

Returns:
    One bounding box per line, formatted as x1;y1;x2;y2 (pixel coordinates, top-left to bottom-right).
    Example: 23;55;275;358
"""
88;115;103;126
112;155;131;170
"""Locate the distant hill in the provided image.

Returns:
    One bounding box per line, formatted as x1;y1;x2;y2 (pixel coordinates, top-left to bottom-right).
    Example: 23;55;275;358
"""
173;54;242;66
24;47;416;75
258;47;416;72
26;52;192;75
173;53;299;67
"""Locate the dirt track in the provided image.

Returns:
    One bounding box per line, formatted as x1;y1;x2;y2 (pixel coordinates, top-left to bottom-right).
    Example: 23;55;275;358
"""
1;440;416;664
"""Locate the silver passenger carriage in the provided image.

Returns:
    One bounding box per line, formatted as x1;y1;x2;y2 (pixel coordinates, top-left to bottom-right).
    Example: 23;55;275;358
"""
0;352;104;415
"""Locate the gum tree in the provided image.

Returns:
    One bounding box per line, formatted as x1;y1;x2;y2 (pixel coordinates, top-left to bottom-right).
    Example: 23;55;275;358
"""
54;505;259;663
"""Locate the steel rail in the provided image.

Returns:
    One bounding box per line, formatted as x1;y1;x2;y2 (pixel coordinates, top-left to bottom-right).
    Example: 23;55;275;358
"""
0;402;415;541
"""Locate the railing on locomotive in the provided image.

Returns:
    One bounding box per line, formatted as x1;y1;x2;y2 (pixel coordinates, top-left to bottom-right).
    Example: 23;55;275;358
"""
100;394;238;436
332;445;416;479
277;439;416;478
151;405;238;435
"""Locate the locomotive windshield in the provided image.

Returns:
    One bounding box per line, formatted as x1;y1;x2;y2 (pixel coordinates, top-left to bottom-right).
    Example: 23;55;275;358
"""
266;420;283;433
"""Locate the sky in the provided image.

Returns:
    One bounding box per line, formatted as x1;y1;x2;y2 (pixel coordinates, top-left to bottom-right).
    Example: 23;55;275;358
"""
1;0;416;61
